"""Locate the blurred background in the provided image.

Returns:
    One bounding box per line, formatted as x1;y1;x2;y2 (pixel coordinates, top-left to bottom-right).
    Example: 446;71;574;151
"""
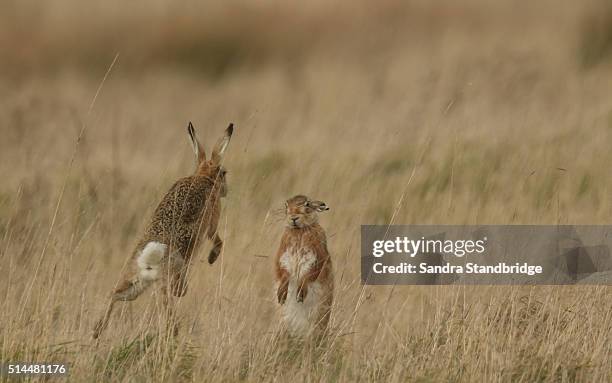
0;0;611;381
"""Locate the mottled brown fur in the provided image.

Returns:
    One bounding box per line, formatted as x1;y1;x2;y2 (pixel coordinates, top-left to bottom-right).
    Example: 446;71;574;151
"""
93;122;233;339
121;174;223;297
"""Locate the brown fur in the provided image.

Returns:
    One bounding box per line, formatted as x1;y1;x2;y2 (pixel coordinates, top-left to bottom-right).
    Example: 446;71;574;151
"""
275;195;333;334
92;122;233;339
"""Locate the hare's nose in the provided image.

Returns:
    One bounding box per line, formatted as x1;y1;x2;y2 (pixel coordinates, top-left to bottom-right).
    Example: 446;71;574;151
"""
291;216;299;223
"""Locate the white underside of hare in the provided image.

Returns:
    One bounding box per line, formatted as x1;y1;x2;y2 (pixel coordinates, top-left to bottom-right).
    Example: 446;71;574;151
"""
279;280;324;336
278;248;325;336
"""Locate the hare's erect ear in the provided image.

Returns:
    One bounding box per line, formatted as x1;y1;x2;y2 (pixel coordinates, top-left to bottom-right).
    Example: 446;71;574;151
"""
309;200;329;212
187;122;206;164
211;123;234;164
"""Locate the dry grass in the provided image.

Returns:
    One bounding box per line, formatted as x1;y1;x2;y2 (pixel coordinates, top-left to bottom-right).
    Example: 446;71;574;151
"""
1;0;611;382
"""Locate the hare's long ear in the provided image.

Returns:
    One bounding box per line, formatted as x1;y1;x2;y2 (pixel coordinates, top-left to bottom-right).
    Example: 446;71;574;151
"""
211;123;234;164
187;122;206;164
308;200;330;212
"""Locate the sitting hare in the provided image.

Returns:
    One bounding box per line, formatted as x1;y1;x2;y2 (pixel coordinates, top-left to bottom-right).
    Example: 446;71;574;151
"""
93;122;233;339
274;195;333;337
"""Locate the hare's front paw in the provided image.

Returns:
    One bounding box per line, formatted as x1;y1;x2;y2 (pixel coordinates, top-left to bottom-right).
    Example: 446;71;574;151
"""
277;284;288;305
208;247;221;264
297;284;308;303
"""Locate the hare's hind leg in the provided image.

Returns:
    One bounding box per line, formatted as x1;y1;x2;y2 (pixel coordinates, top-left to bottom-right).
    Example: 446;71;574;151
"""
167;253;188;297
162;255;189;336
92;278;148;339
93;242;167;339
93;298;117;340
158;284;180;337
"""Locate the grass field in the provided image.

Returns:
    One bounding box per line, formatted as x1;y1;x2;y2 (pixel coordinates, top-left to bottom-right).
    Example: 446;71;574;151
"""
1;0;611;381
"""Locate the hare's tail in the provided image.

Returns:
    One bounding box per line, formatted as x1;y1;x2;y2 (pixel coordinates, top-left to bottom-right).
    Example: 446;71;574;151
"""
137;242;167;281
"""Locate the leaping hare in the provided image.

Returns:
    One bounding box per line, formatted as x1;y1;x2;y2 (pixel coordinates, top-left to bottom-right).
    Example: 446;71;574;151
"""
92;122;234;339
274;195;333;337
